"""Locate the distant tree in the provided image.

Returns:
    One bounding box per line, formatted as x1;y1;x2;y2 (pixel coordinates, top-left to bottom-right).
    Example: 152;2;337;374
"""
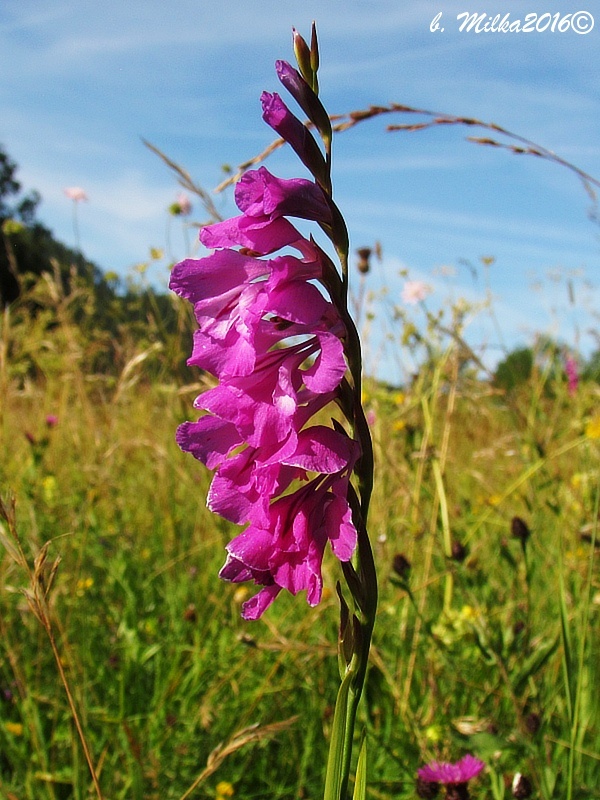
0;144;109;305
494;346;533;393
582;349;600;383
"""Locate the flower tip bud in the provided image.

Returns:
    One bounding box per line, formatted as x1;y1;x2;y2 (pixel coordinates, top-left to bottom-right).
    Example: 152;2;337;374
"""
310;21;319;72
292;27;313;86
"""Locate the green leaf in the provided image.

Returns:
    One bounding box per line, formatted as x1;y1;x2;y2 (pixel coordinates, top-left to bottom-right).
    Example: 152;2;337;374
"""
352;734;367;800
324;670;353;800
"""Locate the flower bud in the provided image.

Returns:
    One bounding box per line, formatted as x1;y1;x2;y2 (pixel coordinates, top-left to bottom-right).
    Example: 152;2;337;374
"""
392;553;411;580
292;28;313;88
451;540;467;562
511;516;531;544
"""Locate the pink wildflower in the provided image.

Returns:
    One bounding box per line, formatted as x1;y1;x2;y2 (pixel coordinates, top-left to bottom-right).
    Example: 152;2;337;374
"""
45;414;58;428
417;755;485;800
402;280;431;305
64;187;88;202
565;356;578;396
175;192;192;215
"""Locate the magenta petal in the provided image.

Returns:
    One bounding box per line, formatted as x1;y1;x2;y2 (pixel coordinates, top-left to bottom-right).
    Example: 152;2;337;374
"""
267;280;328;326
169;250;265;305
241;585;282;619
303;332;347;393
200;214;302;254
282;426;354;474
226;526;273;572
176;417;241;469
235;167;332;223
326;493;357;561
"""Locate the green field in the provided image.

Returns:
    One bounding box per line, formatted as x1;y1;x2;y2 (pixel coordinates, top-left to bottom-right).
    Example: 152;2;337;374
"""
1;271;599;799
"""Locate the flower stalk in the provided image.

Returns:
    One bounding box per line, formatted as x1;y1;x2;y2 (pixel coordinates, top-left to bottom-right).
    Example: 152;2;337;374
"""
270;26;378;799
171;23;377;798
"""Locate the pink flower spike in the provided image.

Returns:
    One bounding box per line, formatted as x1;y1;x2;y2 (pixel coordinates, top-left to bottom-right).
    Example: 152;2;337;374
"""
45;414;58;427
418;755;485;785
64;187;88;202
565;356;578;396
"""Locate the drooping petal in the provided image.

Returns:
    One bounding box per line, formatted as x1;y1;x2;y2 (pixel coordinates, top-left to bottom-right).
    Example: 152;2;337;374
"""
241;584;282;620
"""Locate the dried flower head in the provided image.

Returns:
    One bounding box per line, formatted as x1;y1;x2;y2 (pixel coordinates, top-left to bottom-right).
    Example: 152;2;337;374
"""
356;247;372;274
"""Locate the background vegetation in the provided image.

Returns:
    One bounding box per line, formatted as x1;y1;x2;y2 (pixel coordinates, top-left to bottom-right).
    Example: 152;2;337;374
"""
0;147;599;799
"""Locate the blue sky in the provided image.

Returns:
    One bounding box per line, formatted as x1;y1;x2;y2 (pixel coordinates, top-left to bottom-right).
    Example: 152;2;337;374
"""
2;0;599;379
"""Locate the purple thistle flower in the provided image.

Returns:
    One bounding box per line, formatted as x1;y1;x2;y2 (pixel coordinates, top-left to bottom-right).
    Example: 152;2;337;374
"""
417;755;485;798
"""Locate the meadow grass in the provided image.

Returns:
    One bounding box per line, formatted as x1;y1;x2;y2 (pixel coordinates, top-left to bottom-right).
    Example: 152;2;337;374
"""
0;275;599;799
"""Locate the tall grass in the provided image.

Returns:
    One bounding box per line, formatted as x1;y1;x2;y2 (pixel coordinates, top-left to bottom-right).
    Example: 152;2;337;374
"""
1;271;599;799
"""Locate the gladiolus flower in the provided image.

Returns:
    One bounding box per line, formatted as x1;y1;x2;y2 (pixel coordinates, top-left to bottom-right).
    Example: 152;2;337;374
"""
172;163;357;617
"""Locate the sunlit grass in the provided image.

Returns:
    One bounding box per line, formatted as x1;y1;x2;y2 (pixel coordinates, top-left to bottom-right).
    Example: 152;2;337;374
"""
1;274;598;799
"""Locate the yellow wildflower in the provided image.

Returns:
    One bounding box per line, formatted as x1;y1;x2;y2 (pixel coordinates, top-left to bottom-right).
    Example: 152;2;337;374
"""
424;725;442;743
42;475;57;504
585;415;600;440
5;722;23;736
233;586;249;604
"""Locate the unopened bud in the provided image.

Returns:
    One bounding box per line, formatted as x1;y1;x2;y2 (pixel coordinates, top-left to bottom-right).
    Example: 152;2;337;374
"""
292;28;314;88
511;516;531;544
524;711;541;734
392;553;411;580
310;21;319;73
451;540;468;562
